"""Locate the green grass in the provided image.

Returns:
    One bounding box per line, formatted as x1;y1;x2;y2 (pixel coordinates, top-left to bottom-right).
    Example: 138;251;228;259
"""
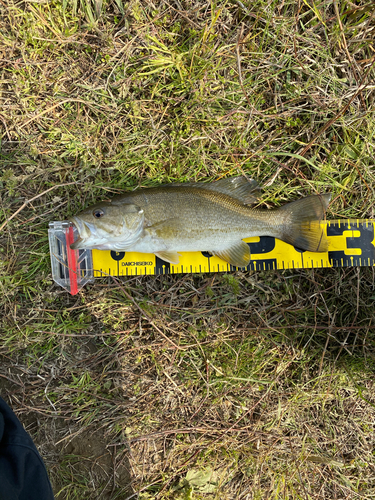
1;0;375;498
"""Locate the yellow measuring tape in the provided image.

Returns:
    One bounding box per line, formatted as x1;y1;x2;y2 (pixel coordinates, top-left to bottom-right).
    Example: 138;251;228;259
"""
48;219;375;294
91;219;375;277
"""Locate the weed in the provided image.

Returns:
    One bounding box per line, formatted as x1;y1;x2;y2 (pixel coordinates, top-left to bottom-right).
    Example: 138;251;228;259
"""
1;1;375;499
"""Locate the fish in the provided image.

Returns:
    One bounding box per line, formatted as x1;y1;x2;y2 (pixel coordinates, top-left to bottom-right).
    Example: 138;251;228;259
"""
70;176;331;267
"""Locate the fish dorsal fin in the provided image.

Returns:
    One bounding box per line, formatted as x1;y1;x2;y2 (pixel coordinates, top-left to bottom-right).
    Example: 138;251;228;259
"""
203;177;261;204
159;176;261;204
155;251;181;264
212;241;251;268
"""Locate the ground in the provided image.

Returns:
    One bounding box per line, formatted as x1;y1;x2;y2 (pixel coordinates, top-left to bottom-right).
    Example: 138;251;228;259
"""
1;1;375;499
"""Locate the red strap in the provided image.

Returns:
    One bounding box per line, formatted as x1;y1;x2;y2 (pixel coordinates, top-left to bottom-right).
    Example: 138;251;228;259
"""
66;226;78;295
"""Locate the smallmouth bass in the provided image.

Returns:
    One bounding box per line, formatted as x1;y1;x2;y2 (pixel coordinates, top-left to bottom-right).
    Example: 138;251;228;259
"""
70;177;330;267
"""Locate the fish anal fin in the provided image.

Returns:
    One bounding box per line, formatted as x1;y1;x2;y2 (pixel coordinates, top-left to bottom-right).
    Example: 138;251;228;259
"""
212;241;251;268
155;251;181;265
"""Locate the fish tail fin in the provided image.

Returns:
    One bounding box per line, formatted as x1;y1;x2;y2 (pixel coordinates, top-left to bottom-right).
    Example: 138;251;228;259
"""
278;194;331;252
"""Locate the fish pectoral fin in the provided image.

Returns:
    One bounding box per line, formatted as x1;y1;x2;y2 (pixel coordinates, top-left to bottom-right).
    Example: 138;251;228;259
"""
155;251;181;265
212;241;251;268
148;218;184;231
148;218;187;241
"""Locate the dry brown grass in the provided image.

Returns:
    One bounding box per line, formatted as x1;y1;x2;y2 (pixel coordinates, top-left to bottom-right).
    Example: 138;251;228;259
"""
1;1;375;499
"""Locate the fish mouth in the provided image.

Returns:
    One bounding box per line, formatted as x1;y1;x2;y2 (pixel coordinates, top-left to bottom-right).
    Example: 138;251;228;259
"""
70;217;92;250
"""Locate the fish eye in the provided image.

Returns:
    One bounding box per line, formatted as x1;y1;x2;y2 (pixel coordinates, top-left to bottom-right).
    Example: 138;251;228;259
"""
93;209;104;219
